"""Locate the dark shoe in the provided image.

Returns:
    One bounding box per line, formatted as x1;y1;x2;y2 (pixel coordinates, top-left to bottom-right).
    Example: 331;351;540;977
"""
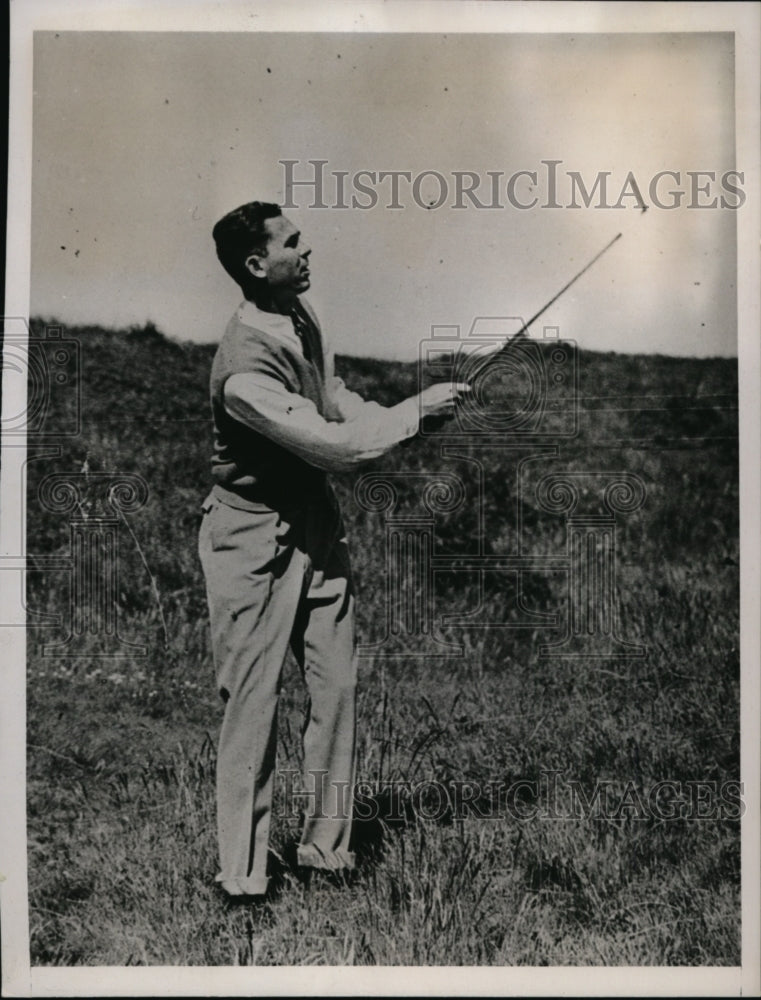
219;889;268;908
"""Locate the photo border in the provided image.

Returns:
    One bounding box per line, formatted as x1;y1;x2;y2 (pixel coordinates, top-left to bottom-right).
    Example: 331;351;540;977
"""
2;2;759;996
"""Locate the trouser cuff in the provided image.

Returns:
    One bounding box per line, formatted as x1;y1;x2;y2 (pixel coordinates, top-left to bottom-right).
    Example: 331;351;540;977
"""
296;845;356;870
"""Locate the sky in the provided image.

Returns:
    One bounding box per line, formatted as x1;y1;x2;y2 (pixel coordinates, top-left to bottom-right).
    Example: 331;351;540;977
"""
30;30;739;359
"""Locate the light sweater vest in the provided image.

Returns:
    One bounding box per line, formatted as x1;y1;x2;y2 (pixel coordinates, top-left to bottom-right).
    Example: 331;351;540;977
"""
209;300;330;511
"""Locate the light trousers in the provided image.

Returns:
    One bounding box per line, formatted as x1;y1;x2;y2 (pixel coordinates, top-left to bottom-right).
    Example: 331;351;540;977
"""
198;487;357;896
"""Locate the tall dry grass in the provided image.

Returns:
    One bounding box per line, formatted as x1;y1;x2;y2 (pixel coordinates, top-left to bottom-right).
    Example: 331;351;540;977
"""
26;320;739;965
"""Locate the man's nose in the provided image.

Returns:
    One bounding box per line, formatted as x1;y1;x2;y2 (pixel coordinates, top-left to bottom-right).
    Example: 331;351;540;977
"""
301;245;311;259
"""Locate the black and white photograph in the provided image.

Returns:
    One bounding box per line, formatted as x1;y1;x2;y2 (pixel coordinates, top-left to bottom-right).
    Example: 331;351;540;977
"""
2;1;759;996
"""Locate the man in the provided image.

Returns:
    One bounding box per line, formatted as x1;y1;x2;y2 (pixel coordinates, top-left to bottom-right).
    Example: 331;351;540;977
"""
199;201;469;899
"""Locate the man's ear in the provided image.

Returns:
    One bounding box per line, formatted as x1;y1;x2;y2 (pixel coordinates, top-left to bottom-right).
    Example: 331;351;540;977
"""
245;250;268;280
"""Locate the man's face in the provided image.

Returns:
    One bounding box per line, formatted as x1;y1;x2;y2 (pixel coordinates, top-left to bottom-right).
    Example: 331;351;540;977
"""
248;214;311;297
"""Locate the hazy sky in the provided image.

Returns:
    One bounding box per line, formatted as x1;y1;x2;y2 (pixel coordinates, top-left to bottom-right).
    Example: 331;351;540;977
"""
31;31;738;358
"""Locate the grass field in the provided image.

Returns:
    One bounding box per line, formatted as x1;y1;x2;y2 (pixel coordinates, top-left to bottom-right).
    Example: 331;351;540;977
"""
24;319;740;966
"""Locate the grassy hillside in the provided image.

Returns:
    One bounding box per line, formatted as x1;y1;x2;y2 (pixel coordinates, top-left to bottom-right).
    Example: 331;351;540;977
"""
25;319;739;966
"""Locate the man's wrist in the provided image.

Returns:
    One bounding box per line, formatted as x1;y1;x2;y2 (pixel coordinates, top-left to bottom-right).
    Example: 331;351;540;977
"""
392;397;422;440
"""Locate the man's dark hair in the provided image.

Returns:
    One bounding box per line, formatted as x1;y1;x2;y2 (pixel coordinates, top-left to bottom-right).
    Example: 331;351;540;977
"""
212;201;282;299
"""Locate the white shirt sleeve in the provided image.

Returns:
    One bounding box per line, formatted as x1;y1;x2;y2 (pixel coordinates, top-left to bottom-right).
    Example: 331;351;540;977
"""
224;372;420;473
328;376;387;422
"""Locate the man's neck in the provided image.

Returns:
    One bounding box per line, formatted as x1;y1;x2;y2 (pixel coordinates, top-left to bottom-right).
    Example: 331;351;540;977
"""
248;290;298;315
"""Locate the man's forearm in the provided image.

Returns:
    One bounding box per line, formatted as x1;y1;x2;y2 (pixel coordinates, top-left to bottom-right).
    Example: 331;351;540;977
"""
224;373;420;473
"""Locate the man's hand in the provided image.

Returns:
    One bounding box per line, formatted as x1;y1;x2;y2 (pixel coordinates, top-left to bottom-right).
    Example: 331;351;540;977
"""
418;382;472;419
414;382;472;436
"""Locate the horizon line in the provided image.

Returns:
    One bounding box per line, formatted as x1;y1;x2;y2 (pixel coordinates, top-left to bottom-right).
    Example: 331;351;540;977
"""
23;315;739;364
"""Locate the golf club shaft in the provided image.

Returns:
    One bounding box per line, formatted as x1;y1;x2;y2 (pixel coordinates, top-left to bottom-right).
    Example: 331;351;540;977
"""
488;231;624;361
518;231;623;336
